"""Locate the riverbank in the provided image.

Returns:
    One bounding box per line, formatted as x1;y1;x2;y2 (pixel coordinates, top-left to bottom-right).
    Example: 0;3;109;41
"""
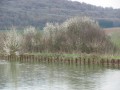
0;53;120;66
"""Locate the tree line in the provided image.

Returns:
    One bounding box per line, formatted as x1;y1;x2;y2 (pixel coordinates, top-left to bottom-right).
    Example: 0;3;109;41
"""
0;0;120;29
0;17;118;55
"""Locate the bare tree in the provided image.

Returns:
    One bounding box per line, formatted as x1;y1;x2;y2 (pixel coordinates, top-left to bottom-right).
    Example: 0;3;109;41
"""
22;26;38;53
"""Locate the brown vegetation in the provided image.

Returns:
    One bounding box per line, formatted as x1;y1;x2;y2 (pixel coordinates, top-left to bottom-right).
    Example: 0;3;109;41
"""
0;17;117;55
104;27;120;35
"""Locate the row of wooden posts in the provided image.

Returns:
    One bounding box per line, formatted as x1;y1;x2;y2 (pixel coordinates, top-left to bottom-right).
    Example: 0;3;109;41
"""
0;55;120;66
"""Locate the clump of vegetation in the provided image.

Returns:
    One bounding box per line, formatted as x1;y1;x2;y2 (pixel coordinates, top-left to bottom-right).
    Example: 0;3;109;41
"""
43;17;117;54
0;17;118;55
2;27;23;55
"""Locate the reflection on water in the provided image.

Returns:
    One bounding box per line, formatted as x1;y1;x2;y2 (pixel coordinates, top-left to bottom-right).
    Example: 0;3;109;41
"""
0;60;120;90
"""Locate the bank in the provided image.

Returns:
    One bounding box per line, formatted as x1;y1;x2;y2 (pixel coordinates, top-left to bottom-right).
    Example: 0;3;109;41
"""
0;53;120;66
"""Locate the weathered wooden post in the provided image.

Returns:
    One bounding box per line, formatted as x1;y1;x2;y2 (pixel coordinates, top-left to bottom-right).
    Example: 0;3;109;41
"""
101;59;104;66
40;55;42;62
61;57;63;63
75;58;78;64
10;55;11;61
111;59;115;67
68;58;70;64
8;55;11;60
57;56;59;63
47;56;49;63
2;55;3;60
38;55;40;62
0;55;2;60
29;55;31;61
50;56;52;63
20;55;21;62
22;55;24;62
71;58;74;64
83;58;86;65
48;56;50;63
32;55;34;62
43;56;45;63
2;55;4;60
26;55;28;62
37;55;39;62
9;55;11;61
54;56;56;63
0;55;1;60
107;59;109;66
118;59;120;67
92;58;95;64
88;58;90;65
9;55;11;60
46;56;48;63
79;57;81;64
64;58;66;63
57;56;60;63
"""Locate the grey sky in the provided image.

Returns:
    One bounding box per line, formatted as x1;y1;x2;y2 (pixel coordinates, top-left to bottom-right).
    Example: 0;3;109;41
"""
71;0;120;9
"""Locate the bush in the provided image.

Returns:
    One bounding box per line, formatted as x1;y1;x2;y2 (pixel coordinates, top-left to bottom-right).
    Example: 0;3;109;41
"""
43;17;115;54
0;16;117;55
3;27;22;55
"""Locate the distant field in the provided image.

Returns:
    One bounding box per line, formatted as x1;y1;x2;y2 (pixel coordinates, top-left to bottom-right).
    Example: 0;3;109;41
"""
104;27;120;47
104;27;120;35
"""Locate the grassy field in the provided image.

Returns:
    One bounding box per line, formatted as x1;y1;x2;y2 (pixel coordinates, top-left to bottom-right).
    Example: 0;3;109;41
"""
104;27;120;48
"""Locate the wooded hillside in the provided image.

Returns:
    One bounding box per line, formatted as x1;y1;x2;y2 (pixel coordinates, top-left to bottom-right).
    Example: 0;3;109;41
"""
0;0;120;29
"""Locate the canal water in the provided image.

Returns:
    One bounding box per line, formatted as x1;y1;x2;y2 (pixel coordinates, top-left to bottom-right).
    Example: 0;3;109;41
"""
0;60;120;90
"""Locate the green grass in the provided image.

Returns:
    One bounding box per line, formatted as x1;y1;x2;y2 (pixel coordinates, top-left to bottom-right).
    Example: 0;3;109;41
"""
110;32;120;48
24;52;120;60
25;52;80;58
104;27;120;48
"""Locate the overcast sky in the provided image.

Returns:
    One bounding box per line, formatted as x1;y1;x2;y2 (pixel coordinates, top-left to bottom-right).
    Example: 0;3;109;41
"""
71;0;120;9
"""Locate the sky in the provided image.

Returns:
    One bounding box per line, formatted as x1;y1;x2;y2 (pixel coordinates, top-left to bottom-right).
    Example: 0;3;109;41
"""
71;0;120;9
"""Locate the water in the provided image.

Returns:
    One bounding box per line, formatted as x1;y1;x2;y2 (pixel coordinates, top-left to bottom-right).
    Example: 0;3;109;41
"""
0;60;120;90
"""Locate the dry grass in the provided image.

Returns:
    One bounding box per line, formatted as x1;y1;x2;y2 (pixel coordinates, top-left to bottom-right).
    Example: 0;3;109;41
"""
104;27;120;48
104;27;120;35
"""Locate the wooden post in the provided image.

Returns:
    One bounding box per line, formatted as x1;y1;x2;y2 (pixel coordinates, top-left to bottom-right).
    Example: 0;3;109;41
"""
92;58;95;64
47;56;49;63
79;57;81;64
68;58;70;64
83;58;86;64
26;55;28;62
88;58;90;65
61;57;63;63
111;59;115;66
75;58;78;64
71;58;74;64
101;59;104;66
118;59;120;67
107;59;109;66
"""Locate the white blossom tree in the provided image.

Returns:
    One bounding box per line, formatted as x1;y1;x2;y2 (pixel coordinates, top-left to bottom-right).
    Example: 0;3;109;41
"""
3;28;22;55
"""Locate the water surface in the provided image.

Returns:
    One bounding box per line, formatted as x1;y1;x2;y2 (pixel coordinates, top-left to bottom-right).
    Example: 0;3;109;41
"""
0;60;120;90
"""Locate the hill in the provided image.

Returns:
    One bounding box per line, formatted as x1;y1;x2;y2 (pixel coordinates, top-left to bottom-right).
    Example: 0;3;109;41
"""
0;0;120;29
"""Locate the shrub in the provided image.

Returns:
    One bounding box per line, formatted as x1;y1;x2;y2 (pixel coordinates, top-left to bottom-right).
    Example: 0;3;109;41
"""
3;27;22;55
